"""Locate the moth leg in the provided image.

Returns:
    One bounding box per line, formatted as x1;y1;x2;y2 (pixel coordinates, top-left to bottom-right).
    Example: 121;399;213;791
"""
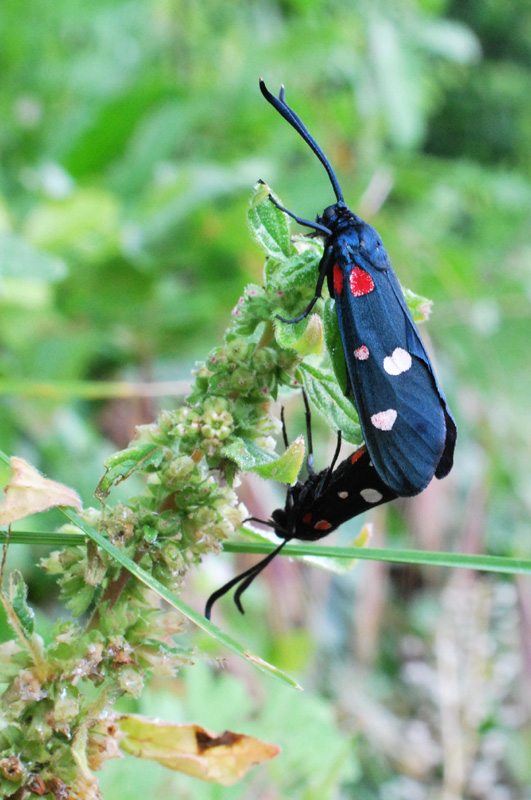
280;405;289;449
233;540;288;614
276;243;333;324
320;430;342;495
301;388;315;475
268;194;331;237
205;540;289;618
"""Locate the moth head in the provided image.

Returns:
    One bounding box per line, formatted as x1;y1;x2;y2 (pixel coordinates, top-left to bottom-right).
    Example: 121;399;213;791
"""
271;508;290;539
318;201;348;229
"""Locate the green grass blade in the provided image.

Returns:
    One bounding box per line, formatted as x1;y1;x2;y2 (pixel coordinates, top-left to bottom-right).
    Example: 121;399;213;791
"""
223;541;531;575
2;529;531;576
0;530;86;546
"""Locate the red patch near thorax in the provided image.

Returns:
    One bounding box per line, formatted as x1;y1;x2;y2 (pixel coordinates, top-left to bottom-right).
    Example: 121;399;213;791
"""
349;266;375;297
333;264;343;295
350;446;366;465
302;513;312;525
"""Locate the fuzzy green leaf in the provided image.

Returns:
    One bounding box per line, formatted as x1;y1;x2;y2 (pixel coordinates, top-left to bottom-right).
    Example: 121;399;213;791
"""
300;362;362;445
8;571;35;636
222;435;304;483
267;245;321;290
247;183;291;260
96;444;164;498
221;438;280;472
252;436;305;482
274;314;323;356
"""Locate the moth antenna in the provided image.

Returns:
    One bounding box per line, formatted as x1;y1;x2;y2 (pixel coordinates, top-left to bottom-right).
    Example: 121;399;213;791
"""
204;540;288;619
260;78;345;205
233;540;289;614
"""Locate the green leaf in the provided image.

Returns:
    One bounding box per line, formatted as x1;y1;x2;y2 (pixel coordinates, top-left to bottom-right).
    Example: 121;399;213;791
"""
252;436;305;482
323;298;348;392
267;245;321;291
247;182;291;260
274;314;323;356
223;435;304;483
96;444;164;499
8;571;35;636
300;363;362;445
221;438;280;472
60;510;301;690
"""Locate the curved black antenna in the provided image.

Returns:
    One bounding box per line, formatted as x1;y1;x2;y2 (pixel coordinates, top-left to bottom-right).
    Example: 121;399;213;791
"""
204;539;288;619
233;540;289;614
259;78;345;205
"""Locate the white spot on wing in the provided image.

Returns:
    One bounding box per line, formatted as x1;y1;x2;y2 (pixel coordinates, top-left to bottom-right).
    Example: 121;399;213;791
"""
338;491;348;499
360;488;383;503
371;409;397;431
383;347;412;376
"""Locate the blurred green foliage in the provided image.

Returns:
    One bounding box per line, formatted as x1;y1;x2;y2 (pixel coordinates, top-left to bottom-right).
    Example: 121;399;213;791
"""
1;0;531;796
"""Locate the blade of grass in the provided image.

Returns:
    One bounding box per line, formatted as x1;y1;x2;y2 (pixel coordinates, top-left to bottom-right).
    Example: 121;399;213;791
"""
0;531;86;546
223;541;531;575
58;510;301;690
2;528;530;575
1;529;531;575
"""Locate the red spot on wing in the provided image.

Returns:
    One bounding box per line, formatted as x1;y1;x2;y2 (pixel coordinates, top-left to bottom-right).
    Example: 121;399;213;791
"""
349;267;375;297
333;264;343;295
314;520;332;531
354;345;370;360
350;446;367;465
302;513;312;525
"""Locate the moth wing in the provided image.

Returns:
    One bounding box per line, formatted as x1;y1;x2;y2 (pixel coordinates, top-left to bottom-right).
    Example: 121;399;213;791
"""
293;448;397;539
334;250;453;496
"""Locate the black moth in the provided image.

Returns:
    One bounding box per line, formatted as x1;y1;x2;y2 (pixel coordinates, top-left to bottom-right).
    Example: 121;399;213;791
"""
260;80;457;497
204;391;397;619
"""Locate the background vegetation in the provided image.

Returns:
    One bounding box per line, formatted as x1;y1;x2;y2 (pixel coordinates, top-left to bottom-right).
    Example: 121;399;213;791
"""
1;0;531;797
